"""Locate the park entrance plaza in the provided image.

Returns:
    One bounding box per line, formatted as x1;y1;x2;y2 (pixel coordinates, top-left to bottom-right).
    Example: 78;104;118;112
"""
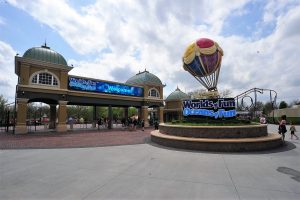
0;42;298;199
11;41;285;152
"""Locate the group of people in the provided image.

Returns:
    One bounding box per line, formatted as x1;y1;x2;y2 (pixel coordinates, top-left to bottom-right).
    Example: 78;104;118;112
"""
97;118;111;130
68;115;160;131
97;116;150;131
278;115;298;141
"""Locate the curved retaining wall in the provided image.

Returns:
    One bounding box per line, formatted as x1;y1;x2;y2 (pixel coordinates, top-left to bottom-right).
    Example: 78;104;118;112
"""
151;131;282;152
159;123;268;138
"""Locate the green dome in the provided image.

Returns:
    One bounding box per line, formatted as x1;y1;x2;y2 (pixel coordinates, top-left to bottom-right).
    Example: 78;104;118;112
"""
23;45;67;66
165;87;189;101
126;70;163;86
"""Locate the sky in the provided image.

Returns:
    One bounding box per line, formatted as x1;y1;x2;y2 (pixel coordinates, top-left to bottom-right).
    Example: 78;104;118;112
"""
0;0;300;104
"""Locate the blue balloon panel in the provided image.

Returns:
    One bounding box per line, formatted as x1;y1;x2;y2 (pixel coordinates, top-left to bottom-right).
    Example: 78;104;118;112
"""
187;57;206;77
68;76;144;97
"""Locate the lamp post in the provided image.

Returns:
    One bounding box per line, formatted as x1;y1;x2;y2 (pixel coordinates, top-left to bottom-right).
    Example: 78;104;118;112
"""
34;104;37;131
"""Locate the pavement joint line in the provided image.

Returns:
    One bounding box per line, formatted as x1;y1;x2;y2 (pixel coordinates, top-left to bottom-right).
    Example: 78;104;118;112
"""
222;155;241;200
121;172;235;187
81;155;152;200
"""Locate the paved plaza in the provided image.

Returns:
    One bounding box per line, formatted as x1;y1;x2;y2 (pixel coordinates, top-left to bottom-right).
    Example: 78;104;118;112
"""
1;124;300;199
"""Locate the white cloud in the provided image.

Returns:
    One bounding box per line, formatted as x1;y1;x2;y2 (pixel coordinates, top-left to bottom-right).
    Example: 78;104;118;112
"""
263;0;299;23
216;3;300;102
8;0;107;55
0;16;5;25
4;0;300;104
0;41;17;102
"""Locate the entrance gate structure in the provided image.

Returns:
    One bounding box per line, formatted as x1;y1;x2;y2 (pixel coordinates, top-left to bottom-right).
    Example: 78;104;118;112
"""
14;44;164;134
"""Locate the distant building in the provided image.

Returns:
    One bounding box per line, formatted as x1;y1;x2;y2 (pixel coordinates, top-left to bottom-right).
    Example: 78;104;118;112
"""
269;105;300;124
164;87;189;122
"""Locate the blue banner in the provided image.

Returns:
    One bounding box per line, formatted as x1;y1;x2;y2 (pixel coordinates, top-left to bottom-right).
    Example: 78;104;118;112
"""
68;76;144;97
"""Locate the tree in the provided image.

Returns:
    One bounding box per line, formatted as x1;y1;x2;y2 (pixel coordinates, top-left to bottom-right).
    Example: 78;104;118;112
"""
97;107;108;119
128;107;137;117
263;102;274;115
219;89;232;98
67;105;92;121
255;101;264;111
112;107;124;120
26;103;50;123
0;95;8;116
246;101;264;117
187;89;207;99
279;101;288;109
0;95;8;124
187;89;233;99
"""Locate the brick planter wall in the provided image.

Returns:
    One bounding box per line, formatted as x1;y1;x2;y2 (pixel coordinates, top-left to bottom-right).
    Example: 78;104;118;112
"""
159;124;268;138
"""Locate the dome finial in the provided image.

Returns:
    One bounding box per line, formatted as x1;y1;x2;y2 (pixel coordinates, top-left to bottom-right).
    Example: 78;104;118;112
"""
41;39;50;49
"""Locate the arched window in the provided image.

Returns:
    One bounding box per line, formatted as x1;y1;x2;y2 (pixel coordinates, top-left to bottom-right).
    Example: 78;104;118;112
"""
30;71;59;87
148;88;160;98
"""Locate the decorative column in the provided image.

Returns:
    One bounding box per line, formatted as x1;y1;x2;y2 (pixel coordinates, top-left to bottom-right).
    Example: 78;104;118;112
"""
158;106;164;123
49;104;57;129
108;105;113;129
15;98;29;134
56;101;68;132
138;107;142;120
141;106;149;127
124;107;129;119
92;105;97;128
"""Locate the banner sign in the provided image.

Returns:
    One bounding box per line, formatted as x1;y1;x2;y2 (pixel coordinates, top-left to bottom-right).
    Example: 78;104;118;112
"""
68;76;144;97
183;98;236;119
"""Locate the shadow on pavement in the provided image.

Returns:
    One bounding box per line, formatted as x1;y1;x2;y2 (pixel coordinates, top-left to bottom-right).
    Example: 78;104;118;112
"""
277;167;300;182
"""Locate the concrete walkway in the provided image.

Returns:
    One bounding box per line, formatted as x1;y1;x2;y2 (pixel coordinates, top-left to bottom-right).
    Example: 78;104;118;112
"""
1;124;300;199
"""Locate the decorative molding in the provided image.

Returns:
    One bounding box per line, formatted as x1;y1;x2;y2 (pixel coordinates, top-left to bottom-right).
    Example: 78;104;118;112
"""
15;56;73;71
148;87;160;98
16;98;29;104
58;100;68;105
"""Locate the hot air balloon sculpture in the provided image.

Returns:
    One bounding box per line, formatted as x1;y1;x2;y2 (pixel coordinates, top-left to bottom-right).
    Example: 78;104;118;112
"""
183;38;223;94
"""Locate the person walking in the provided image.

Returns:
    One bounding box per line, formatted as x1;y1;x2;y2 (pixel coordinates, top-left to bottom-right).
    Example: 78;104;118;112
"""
141;120;145;131
290;122;299;140
133;118;137;131
278;115;287;141
97;118;102;130
68;116;74;130
154;120;159;130
79;117;84;128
